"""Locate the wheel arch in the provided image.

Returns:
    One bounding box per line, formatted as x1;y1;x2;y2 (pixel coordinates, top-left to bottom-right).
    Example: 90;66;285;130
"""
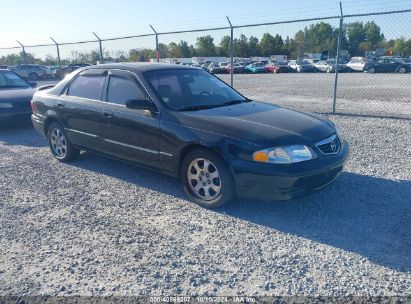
44;116;62;135
177;144;229;178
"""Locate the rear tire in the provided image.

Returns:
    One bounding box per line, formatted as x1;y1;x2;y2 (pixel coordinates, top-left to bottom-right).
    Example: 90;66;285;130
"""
180;148;235;208
367;67;375;74
47;122;79;162
398;67;407;74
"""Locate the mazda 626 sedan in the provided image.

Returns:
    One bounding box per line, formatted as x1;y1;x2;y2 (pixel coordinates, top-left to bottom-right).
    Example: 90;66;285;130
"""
31;63;349;208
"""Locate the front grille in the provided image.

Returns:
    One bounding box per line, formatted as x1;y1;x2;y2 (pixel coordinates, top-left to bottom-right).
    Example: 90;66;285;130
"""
315;134;340;155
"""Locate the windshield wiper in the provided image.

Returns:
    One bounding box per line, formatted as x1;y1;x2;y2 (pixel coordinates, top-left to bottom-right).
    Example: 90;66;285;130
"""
179;99;249;111
220;99;248;106
179;105;218;111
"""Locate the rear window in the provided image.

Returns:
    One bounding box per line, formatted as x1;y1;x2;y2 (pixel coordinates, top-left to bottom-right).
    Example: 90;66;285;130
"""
67;75;105;100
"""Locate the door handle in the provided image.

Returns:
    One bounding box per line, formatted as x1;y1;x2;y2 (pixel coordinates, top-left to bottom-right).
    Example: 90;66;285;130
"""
57;101;65;107
103;111;112;118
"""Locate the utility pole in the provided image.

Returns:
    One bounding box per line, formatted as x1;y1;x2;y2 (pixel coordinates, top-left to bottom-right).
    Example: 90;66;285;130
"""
332;2;343;113
150;25;159;62
50;37;61;67
226;16;234;87
92;32;104;64
16;40;27;64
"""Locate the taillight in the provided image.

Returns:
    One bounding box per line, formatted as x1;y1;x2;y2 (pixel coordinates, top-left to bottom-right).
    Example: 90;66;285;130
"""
30;99;36;112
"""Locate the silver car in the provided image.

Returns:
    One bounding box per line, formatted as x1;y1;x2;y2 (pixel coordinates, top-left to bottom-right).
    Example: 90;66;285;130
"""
11;64;48;81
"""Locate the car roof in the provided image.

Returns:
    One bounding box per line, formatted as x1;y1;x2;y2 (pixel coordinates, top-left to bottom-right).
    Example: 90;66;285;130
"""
82;62;200;73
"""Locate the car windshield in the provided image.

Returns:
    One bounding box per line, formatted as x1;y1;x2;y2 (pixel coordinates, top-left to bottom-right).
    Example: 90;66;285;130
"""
0;70;30;89
144;69;248;111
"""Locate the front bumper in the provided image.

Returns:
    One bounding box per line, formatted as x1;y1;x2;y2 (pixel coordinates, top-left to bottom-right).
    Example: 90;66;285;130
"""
230;140;350;200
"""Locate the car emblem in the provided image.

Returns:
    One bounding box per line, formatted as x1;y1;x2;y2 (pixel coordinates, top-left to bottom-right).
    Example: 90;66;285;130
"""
330;141;337;151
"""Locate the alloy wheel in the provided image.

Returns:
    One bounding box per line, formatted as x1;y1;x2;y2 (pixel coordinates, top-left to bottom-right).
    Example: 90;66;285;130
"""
50;128;67;158
187;158;221;201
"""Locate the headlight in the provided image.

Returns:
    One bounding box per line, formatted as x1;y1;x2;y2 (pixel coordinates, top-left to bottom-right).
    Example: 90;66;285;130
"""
335;126;344;145
253;145;317;164
0;102;13;109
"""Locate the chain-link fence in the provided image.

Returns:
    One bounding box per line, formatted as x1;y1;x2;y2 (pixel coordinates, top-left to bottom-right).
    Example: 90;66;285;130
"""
1;9;410;119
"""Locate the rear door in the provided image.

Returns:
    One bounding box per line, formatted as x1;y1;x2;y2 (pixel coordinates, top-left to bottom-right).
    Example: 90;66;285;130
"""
59;69;110;151
386;59;400;72
102;69;161;168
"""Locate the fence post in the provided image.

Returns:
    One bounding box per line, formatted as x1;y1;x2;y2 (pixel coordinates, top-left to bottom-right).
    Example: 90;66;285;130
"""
92;32;104;64
16;40;27;64
150;25;159;62
332;2;343;113
50;37;61;67
226;16;234;87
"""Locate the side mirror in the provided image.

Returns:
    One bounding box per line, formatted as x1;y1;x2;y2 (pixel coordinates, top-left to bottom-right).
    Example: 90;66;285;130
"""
125;99;157;112
30;82;37;87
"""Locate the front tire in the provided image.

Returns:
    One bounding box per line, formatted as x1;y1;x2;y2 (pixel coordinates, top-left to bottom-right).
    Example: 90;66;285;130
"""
398;67;407;74
180;149;235;208
367;67;375;73
47;122;79;162
29;72;38;80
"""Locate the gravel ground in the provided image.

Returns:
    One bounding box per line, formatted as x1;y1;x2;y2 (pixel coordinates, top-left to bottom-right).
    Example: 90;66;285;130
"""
218;73;411;119
0;108;410;298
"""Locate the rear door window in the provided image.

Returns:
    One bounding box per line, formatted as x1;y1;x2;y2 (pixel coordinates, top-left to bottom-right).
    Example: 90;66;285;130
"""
67;75;106;100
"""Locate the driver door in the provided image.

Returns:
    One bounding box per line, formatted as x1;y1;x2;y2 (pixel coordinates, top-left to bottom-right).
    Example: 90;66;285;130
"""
102;70;161;168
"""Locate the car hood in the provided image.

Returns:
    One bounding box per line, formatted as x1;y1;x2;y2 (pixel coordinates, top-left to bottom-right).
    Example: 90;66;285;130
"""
175;102;335;147
0;87;35;104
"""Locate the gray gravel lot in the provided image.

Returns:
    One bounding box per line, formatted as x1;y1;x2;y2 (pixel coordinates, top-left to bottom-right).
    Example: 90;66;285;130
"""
0;76;410;297
218;73;411;119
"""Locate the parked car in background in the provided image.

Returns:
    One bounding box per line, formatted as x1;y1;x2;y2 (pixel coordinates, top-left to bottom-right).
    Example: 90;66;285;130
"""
288;60;317;73
11;64;48;80
314;59;348;73
0;65;9;69
219;62;229;68
346;58;368;72
40;65;55;79
364;57;411;73
200;61;212;70
31;63;349;208
0;69;36;123
245;62;267;73
207;63;227;74
265;62;290;73
225;64;245;74
53;65;81;79
68;63;91;68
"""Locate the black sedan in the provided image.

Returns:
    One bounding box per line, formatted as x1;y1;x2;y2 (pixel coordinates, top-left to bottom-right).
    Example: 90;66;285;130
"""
31;63;349;208
0;69;36;123
364;57;410;73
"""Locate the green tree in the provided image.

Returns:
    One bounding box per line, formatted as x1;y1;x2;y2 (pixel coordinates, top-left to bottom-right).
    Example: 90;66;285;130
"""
218;35;231;56
158;43;169;58
196;35;216;56
293;30;305;59
259;33;284;56
364;21;384;48
178;40;191;57
234;34;249;57
304;22;334;53
346;22;366;56
168;42;181;58
248;36;260;56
